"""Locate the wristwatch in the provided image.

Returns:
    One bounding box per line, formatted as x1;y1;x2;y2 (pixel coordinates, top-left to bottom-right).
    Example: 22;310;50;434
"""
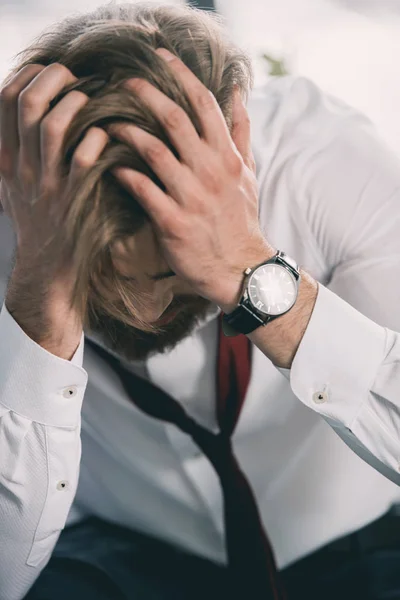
222;251;301;336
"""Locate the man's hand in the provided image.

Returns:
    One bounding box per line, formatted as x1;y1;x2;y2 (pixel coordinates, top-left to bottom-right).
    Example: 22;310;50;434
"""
110;49;318;367
0;63;109;358
109;48;274;311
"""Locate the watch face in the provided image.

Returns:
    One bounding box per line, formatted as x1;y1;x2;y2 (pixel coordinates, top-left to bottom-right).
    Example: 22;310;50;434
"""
248;264;298;316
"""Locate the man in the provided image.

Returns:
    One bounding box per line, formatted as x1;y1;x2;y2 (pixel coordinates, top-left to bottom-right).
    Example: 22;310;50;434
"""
0;2;400;600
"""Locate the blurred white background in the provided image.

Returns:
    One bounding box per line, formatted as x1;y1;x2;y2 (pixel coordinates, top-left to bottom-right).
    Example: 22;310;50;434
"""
1;0;400;153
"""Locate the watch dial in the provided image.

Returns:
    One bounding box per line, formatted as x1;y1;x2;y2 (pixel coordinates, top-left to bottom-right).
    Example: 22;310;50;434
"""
248;264;297;316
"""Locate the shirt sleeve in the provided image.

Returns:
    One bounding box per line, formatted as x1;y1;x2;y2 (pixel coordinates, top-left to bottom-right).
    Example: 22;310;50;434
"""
0;302;88;600
282;79;400;483
291;285;400;485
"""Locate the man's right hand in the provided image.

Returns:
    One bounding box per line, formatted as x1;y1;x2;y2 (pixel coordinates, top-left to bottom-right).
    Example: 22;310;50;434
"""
0;63;109;359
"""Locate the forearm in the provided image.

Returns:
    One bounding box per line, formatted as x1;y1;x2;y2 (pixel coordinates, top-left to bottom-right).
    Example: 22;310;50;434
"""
6;261;82;361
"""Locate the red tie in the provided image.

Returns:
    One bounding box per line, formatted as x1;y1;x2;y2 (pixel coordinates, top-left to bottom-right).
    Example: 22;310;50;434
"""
85;314;285;599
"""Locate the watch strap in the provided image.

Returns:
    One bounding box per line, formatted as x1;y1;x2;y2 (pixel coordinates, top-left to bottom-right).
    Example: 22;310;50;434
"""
222;300;268;337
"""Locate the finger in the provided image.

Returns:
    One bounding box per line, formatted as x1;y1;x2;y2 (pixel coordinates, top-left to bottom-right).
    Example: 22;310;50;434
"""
231;88;256;172
40;90;89;174
108;123;190;203
18;63;77;171
0;64;45;176
124;78;202;169
156;48;234;153
112;166;178;230
69;126;110;182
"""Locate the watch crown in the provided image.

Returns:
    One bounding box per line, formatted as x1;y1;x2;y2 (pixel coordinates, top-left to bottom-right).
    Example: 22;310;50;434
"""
244;267;252;275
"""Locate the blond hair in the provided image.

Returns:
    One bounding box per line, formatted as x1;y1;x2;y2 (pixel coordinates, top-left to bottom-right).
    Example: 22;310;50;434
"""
10;2;253;331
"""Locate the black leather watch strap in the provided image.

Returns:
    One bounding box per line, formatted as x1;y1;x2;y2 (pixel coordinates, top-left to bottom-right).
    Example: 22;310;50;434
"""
222;300;268;336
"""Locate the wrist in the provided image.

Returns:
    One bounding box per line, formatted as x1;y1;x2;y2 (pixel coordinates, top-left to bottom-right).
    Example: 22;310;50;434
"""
6;267;83;360
248;272;318;368
215;243;276;314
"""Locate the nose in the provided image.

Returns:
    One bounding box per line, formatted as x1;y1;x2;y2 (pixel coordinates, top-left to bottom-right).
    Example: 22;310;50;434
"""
151;291;174;322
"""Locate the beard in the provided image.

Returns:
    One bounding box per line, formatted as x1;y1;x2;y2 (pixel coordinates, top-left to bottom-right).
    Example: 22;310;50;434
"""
87;294;215;362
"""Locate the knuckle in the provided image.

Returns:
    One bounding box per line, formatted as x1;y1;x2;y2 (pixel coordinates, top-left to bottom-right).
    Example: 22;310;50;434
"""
225;153;243;176
196;90;216;112
145;141;167;164
40;173;57;194
18;163;35;186
44;63;77;87
46;62;70;77
135;175;152;197
41;115;65;138
163;106;185;131
18;88;39;111
19;63;45;77
160;211;185;235
128;78;148;94
0;82;18;103
0;64;44;104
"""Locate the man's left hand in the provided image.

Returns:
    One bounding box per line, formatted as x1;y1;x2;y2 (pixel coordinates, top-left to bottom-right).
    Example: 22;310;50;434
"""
109;48;274;311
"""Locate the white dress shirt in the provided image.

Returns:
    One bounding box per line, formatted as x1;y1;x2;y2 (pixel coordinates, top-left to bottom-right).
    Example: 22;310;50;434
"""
1;75;400;600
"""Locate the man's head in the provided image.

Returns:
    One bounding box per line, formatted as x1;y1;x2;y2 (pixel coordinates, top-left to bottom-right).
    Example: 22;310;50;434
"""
10;1;253;360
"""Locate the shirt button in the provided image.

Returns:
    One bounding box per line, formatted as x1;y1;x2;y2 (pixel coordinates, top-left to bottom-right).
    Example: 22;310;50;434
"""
63;386;78;399
313;391;328;404
56;480;69;491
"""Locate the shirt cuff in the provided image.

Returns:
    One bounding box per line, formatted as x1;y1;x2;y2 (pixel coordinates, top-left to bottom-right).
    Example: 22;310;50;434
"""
290;283;387;427
0;302;87;427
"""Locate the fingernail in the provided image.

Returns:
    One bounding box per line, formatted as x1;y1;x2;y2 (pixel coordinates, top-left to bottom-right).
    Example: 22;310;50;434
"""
156;48;175;62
